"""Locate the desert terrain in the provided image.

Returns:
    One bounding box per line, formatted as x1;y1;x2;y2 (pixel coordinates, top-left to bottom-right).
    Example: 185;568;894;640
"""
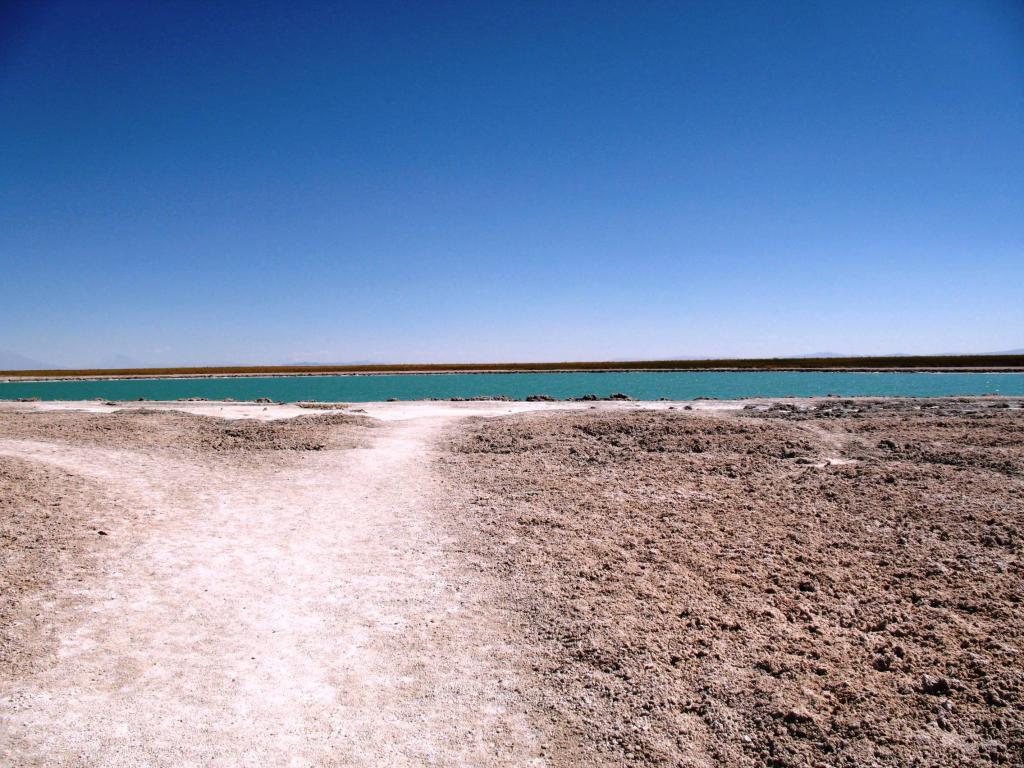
1;398;1021;766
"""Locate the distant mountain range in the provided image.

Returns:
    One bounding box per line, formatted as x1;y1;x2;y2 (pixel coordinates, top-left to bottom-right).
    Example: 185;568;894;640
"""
0;350;53;370
98;354;146;368
666;350;1024;360
788;350;1024;358
0;351;146;370
283;360;385;367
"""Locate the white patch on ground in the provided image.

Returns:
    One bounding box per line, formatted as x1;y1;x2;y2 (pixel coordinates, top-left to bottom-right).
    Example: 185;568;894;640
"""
0;398;752;422
0;414;547;766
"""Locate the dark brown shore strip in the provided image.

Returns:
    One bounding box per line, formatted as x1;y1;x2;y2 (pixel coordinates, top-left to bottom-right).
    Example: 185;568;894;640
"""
3;354;1024;382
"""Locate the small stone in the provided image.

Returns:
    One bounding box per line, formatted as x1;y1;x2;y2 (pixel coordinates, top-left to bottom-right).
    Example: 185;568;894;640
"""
920;674;950;695
783;708;814;724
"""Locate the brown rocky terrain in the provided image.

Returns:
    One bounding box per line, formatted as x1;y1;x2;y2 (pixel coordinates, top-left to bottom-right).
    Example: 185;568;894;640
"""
443;399;1024;767
2;399;1021;766
0;408;375;455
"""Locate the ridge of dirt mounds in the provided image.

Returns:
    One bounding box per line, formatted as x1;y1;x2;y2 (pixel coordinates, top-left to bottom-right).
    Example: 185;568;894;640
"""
443;402;1024;767
740;397;1024;420
0;409;377;454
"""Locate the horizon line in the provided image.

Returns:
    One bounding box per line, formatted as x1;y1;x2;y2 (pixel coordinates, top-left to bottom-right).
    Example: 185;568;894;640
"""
3;352;1024;379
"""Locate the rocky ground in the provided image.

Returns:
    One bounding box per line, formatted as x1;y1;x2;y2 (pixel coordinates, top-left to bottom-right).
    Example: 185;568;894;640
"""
1;398;1021;766
442;398;1024;767
0;407;376;455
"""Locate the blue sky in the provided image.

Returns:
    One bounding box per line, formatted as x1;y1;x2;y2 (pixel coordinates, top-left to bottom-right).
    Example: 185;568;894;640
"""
2;0;1022;367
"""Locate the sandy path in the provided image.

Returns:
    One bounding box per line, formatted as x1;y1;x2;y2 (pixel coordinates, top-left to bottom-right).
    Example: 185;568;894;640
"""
0;416;545;766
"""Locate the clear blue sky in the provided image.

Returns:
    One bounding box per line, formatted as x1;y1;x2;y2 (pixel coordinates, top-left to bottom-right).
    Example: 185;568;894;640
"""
2;1;1022;367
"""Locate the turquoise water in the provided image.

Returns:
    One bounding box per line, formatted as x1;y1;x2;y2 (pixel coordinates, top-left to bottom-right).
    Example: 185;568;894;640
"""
1;371;1023;402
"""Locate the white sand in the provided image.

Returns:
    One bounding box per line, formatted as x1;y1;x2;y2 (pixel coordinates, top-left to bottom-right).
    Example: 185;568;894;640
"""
0;398;750;422
0;409;550;766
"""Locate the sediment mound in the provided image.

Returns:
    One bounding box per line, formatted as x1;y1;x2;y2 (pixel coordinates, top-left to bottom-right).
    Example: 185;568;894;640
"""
444;404;1024;766
0;409;377;453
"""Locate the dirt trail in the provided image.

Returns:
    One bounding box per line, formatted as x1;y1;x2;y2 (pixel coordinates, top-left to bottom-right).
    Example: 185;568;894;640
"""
0;416;545;767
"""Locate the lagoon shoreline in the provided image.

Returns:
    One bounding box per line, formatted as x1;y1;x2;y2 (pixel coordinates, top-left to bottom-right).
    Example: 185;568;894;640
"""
3;365;1024;384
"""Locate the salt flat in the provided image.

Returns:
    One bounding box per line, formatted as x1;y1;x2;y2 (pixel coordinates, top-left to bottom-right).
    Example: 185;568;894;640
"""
1;398;1021;766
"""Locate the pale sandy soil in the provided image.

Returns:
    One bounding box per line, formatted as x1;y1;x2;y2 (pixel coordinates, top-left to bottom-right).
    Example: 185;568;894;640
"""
2;399;1020;767
0;402;571;767
0;398;723;421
